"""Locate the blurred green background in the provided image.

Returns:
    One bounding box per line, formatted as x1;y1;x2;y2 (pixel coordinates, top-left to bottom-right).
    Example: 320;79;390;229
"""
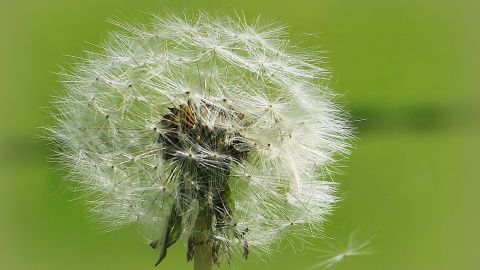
1;0;478;269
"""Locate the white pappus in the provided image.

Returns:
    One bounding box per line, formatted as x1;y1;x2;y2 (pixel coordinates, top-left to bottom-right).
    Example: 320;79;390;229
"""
49;11;352;267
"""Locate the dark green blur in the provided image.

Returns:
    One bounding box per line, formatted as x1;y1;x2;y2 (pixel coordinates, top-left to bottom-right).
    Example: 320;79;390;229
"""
1;0;478;269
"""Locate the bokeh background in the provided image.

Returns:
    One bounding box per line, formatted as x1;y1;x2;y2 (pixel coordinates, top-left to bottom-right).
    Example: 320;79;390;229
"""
1;0;478;269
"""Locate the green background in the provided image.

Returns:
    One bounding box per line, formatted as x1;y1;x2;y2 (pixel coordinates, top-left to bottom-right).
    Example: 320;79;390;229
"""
1;0;478;269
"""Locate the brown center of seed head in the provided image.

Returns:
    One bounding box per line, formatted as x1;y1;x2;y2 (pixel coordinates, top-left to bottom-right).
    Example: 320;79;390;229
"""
159;101;250;167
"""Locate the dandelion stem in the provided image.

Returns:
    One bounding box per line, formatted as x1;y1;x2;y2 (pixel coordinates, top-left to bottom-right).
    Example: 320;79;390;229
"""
194;208;212;270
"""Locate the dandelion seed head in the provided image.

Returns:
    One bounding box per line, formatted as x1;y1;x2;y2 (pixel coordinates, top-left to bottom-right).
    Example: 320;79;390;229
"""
49;11;352;266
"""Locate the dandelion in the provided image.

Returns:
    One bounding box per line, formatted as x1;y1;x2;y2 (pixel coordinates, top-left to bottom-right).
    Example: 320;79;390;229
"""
49;12;351;269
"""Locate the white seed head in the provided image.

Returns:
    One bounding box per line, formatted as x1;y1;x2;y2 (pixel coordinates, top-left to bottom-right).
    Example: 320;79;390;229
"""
49;12;352;265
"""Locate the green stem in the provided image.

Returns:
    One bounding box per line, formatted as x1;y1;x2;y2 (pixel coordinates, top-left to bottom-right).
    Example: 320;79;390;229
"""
194;208;212;270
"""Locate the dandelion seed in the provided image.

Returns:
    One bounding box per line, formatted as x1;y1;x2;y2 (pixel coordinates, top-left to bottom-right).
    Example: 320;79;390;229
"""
49;11;352;269
309;229;376;270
